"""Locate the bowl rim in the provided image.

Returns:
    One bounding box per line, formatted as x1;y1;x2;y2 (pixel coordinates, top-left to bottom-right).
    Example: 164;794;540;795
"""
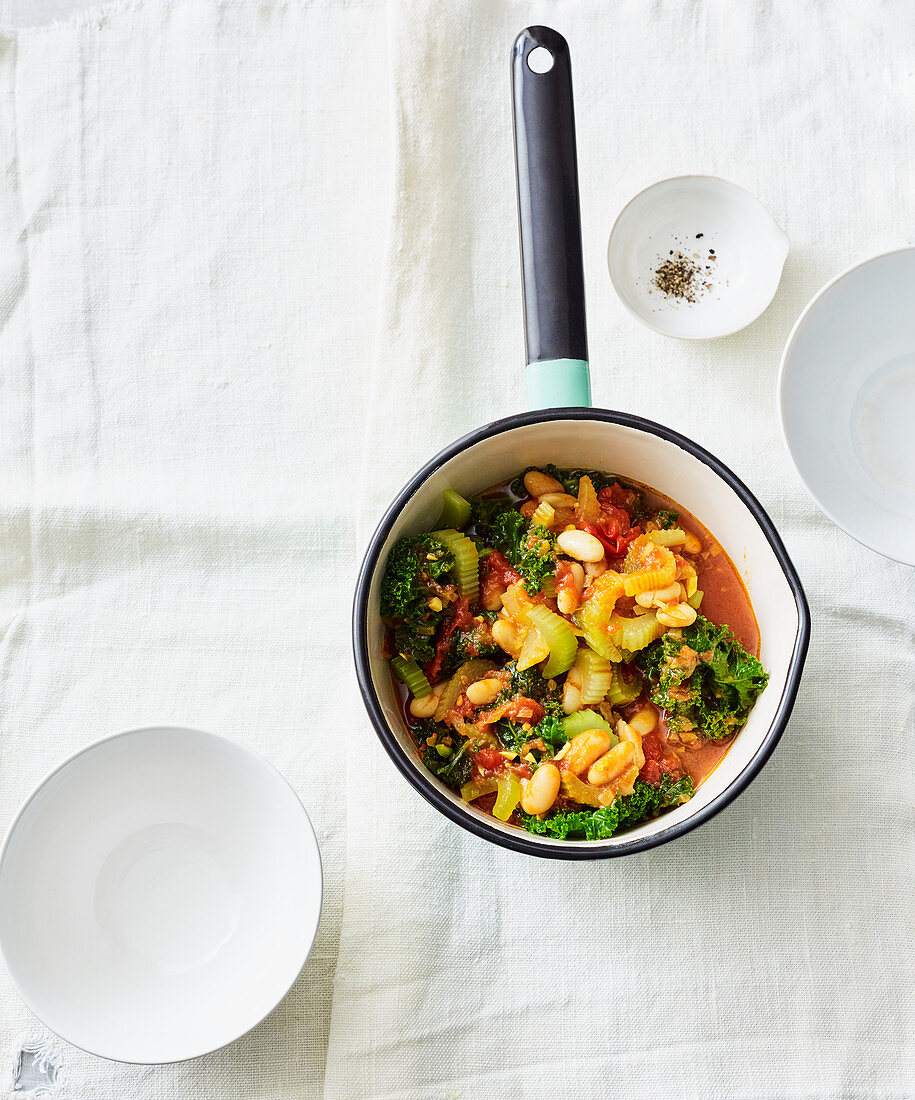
352;407;810;861
607;173;789;341
777;244;915;567
0;724;324;1064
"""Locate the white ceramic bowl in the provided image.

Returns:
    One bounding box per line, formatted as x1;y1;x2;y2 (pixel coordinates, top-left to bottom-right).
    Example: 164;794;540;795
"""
779;247;915;565
354;411;809;859
0;727;322;1063
608;176;789;339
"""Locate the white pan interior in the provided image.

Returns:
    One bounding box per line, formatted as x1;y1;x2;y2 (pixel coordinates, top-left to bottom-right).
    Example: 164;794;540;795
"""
364;418;801;851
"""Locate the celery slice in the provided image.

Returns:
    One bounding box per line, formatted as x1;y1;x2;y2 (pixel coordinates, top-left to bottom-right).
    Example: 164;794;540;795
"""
559;770;604;807
390;655;431;698
433;528;479;600
611;612;665;652
648;527;686;547
561;708;618;743
437;489;472;530
580;626;622;664
687;588;704;609
530;500;555;529
526;604;577;678
578;572;624;663
493;772;522;820
461;776;499;802
606;667;643;707
574;647;613;705
433;658;496;721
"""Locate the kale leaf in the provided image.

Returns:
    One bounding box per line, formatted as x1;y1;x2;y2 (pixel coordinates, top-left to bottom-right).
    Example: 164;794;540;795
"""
381;534;454;663
476;492;587;596
481;510;557;596
534;707;568;749
517;775;694;840
495;700;566;757
614;775;694;830
519;804;620;840
654;509;680;529
470;495;517;536
636;615;768;740
495;720;529;755
491;664;565;757
442;619;501;677
380;534;453;618
417;727;472;790
496;661;554;706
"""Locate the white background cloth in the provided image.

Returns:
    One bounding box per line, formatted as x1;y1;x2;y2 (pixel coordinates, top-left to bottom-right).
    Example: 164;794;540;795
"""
0;1;912;1098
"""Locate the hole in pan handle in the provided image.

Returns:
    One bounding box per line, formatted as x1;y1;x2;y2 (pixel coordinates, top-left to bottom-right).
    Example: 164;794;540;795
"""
512;26;592;411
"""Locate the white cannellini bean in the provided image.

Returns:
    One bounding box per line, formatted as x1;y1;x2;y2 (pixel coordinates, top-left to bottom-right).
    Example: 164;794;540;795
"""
587;741;635;787
626;708;657;737
538;492;579;509
569;563;585;593
556;586;579;615
409;691;440;718
482;583;506;612
616;720;646;770
614;763;640;799
523;470;564;498
584;559;608;579
656;602;698;628
492;618;520;655
562;682;582;715
556;529;605;563
465;677;502;707
566;729;615;775
521;763;561;815
683;532;702;555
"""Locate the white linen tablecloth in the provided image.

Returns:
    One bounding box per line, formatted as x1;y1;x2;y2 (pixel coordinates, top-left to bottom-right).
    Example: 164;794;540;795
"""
0;1;912;1097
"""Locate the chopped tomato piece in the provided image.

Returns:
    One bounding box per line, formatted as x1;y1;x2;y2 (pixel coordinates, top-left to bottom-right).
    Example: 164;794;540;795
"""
555;560;578;603
503;696;545;724
473;746;505;775
599;483;638;511
482;550;521;587
582;521;641;560
476;695;545;729
424;596;472;681
639;730;684;786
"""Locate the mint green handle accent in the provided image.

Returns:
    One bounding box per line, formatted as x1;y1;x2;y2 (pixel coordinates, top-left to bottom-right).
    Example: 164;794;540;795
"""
526;358;592;409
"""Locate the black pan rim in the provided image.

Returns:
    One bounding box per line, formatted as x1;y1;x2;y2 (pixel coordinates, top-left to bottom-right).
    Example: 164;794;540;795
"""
352;407;811;861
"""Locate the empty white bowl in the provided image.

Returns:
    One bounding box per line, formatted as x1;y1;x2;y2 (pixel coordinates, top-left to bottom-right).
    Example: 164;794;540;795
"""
779;247;915;565
608;175;789;339
0;727;322;1063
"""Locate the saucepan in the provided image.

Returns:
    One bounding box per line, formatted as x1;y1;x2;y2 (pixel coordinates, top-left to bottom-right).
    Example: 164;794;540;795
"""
353;26;809;859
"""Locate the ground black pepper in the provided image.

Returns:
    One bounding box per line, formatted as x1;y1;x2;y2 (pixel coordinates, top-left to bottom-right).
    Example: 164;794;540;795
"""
650;240;717;302
652;252;702;302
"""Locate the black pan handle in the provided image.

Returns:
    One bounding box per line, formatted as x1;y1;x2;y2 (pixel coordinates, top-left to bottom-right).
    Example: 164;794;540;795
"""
512;27;591;407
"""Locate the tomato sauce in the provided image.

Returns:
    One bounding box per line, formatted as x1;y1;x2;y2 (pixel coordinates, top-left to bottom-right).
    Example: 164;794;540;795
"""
623;484;759;787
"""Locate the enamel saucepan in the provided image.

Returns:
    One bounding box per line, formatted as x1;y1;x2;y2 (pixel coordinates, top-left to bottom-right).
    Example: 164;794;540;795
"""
353;27;810;859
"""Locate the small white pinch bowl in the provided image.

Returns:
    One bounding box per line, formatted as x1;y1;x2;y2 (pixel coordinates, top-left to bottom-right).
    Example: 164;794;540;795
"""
0;726;322;1063
779;247;915;565
608;175;789;339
